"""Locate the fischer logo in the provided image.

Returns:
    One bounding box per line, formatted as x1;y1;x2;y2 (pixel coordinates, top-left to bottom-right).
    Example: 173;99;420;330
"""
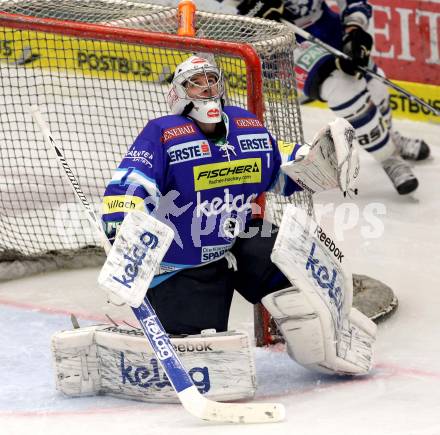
207;108;220;118
193;158;261;191
237;133;272;152
196;162;260;180
111;231;158;289
196;188;257;217
142;315;173;360
162;123;196;143
168;140;211;164
234;117;264;128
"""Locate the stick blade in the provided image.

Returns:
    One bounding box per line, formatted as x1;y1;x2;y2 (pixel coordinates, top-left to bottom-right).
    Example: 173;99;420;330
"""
179;386;285;424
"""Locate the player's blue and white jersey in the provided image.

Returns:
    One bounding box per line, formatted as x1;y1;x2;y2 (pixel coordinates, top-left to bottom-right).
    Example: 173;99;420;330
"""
102;106;302;287
237;0;372;31
282;0;327;28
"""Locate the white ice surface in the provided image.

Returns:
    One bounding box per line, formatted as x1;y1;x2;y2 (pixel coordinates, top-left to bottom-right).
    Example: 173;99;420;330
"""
0;106;439;435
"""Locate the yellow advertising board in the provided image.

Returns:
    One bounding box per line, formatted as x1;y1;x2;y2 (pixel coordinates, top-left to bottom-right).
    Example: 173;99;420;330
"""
1;26;437;122
302;81;440;124
0;26;182;81
0;26;248;92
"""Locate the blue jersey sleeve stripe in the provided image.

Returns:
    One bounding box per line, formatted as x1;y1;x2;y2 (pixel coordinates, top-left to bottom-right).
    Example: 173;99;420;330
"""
288;143;305;161
109;168;160;199
109;168;158;188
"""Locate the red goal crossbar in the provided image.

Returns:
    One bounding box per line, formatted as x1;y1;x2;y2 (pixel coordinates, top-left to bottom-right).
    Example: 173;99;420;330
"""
0;11;264;121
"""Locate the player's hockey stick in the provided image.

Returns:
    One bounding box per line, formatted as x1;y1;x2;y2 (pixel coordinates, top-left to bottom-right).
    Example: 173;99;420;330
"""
285;22;440;117
30;105;285;424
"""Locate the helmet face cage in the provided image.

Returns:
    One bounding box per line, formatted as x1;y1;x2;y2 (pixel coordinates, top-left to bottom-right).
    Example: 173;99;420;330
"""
174;65;225;101
168;56;225;123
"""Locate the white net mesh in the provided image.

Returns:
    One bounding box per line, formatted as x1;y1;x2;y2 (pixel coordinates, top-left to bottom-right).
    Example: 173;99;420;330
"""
0;0;311;276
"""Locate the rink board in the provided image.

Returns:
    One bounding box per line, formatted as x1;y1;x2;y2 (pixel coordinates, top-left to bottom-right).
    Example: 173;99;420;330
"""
304;80;439;124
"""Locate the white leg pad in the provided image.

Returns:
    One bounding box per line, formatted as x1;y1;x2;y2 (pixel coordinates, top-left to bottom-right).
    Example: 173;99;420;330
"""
262;287;325;365
51;327;101;396
266;205;377;376
307;307;377;375
336;307;377;370
263;289;377;375
52;326;256;403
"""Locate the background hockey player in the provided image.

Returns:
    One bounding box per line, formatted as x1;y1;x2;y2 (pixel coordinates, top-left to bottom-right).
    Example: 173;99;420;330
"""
220;0;431;195
102;55;376;376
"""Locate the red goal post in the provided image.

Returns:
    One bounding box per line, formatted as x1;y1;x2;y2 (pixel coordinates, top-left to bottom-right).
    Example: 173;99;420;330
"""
0;0;312;345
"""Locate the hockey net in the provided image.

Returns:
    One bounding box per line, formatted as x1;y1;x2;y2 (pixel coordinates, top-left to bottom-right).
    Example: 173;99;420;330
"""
0;0;309;272
0;0;396;347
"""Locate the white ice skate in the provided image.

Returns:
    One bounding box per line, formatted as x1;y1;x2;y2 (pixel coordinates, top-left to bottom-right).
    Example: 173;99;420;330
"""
392;131;430;161
381;155;419;195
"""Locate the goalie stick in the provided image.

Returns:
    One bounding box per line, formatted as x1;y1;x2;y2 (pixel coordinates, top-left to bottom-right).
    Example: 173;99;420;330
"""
30;106;285;424
284;22;440;117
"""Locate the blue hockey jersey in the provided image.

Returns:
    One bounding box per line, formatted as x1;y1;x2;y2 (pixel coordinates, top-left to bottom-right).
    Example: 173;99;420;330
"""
282;0;372;29
102;106;302;287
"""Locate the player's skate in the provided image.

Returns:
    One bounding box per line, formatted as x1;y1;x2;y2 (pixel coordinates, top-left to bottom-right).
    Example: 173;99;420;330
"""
381;155;419;195
392;131;430;161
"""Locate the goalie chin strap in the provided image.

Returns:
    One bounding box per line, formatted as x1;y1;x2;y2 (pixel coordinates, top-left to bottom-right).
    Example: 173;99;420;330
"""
31;105;285;424
182;101;194;117
224;251;238;271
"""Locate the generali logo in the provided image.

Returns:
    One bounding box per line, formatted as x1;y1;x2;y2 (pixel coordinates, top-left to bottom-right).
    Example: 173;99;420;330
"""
234;117;264;128
161;123;196;143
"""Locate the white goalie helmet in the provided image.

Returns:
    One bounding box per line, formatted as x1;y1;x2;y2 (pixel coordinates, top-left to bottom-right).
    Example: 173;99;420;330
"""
167;55;225;123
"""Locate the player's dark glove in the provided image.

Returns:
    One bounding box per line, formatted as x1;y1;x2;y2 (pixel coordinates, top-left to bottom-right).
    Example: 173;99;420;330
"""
335;27;373;79
236;0;284;21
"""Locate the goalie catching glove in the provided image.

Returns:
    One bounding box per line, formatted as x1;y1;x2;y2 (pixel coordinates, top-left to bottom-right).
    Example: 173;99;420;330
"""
281;118;360;197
